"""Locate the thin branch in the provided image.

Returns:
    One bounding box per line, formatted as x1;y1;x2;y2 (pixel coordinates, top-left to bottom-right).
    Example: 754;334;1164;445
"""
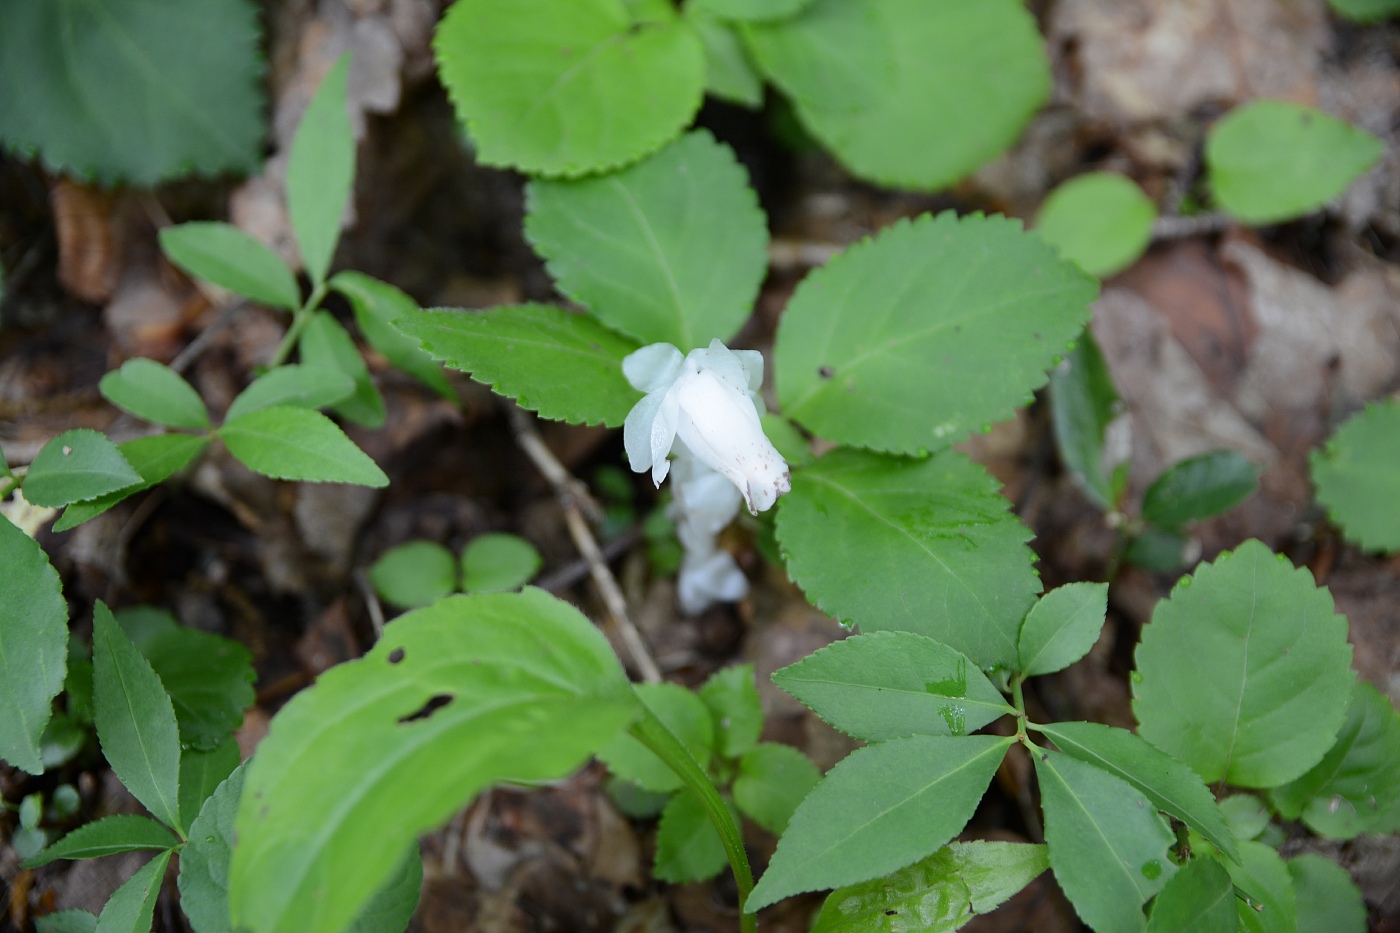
1151;212;1232;241
354;569;387;640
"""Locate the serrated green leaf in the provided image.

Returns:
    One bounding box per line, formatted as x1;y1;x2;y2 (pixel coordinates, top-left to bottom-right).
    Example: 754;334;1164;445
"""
732;742;819;834
229;590;638;933
143;627;255;750
460;533;542;594
1036;173;1157;278
225;365;356;421
774;448;1039;670
1288;854;1365;933
24;430;142;508
775;212;1097;454
178;762;245;933
773;632;1014;742
329;272;454;399
1035;750;1177;933
654;790;731;883
93;603;183;833
394;305;641;427
1269;681;1400;838
370;541;458;610
746;734;1012;911
434;0;705;177
0;516;67;774
179;735;241;830
1206;100;1383;224
54;433;210;532
746;0;1049;190
22;815;177;867
0;0;263;186
1311;400;1400;553
160;223;300;311
810;841;1049;933
1133;540;1355;788
1049;330;1124;510
287;53;353;286
1145;857;1236;933
526;131;767;349
690;11;764;107
698;663;763;759
36;910;97;933
219;405;389;487
99;358;209;429
1032;721;1237;862
1018;583;1109;678
1327;0;1400;21
1142;451;1259;530
1226;841;1296;933
95;850;172;933
1219;794;1271;843
299;311;385;428
598;681;714;793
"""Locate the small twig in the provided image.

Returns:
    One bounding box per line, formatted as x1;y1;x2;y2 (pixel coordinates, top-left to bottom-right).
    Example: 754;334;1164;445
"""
169;298;248;375
507;407;661;684
354;569;387;639
534;525;643;593
1151;212;1232;241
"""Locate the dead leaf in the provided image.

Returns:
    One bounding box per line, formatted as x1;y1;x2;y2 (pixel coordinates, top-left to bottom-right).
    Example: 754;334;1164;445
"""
51;180;124;305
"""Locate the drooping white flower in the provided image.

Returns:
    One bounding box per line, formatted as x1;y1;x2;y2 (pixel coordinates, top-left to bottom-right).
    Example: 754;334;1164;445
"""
669;442;748;614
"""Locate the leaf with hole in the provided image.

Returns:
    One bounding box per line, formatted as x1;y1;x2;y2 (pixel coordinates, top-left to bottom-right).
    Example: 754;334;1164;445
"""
1310;400;1400;553
330;272;453;400
24;430;142;508
370;541;458;610
22;815;177;867
0;516;67;774
287;53;353;286
460;534;542;594
99;358;209;430
1036;173;1157;278
160;223;300;311
220;405;388;487
1142;451;1259;530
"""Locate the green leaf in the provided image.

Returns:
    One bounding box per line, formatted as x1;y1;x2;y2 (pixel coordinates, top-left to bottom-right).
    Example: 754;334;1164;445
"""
1311;400;1400;553
746;734;1012;911
1049;330;1124;510
434;0;705;177
95;850;172;933
1205;100;1383;224
810;841;1049;933
344;846;424;933
598;681;714;793
22;815;177;867
1017;582;1109;678
1226;841;1296;933
160;223;301;311
178;762;245;933
99;358;209;429
220;405;389;487
369;541;458;609
36;910;97;933
287;53;353;286
773;631;1014;742
1142;451;1259;530
229;590;638;933
299;311;385;428
460;533;542;594
761;413;812;468
1145;857;1236;933
695;0;814;20
179;735;241;830
1124;527;1190;572
0;0;263;186
1032;721;1237;862
394;305;641;427
1288;854;1365;933
1034;750;1177;933
775;212;1097;454
1036;173;1157;278
744;0;1050;191
525;130;768;349
1269;681;1400;838
142;627;256;750
224;365;356;421
92;603;183;833
329;272;454;399
114;606;177;652
697;663;764;759
654;790;731;883
774;448;1039;670
24;429;142;508
1219;794;1271;842
732;742;819;834
1132;540;1355;788
690;11;764;108
54;433;210;532
0;516;67;774
1327;0;1400;22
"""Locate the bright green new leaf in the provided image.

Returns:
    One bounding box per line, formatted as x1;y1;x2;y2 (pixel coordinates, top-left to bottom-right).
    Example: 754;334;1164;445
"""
370;541;458;609
1017;582;1109;678
287;54;353;286
1219;794;1271;843
698;663;764;759
299;311;385;428
773;631;1014;742
1311;400;1400;553
1035;750;1176;933
0;516;67;774
36;910;97;933
1206;100;1383;224
179;736;241;830
219;405;389;487
1049;331;1124;510
160;223;300;311
1133;540;1355;787
526;130;768;349
1142;451;1259;530
229;590;638;933
329;272;454;399
142;626;256;750
746;734;1012;911
689;11;764;107
695;0;814;21
178;762;245;933
0;0;262;186
394;305;641;427
598;681;714;794
1269;681;1400;838
775;212;1097;454
732;742;819;834
1327;0;1400;21
24;430;142;508
435;0;705;177
1226;841;1296;933
99;358;209;429
810;841;1049;933
92;603;183;833
225;365;356;421
775;448;1039;670
654;790;731;883
22;815;177;867
1145;857;1236;933
54;433;210;532
95;850;172;933
1036;173;1157;278
1288;854;1366;933
461;533;542;593
746;0;1050;191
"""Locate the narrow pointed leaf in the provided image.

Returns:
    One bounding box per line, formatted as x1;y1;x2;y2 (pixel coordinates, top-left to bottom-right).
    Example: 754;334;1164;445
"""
287;53;353;286
1017;582;1109;677
22;815;178;867
225;365;356;421
160;223;300;310
1049;330;1123;509
329;271;453;399
220;405;389;487
1145;857;1236;933
179;736;241;829
55;434;210;532
1141;451;1259;530
0;516;67;774
24;430;142;508
99;358;209;429
95;850;172;933
298;311;384;428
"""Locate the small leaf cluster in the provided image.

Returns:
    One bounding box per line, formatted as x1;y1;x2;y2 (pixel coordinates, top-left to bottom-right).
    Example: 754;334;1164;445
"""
368;533;543;609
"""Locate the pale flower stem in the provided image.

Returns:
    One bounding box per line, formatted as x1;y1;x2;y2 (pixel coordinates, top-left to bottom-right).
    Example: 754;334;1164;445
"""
508;406;662;684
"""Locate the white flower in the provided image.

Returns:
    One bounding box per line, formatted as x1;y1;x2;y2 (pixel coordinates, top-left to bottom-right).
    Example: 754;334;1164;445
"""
623;340;791;515
669;443;748;614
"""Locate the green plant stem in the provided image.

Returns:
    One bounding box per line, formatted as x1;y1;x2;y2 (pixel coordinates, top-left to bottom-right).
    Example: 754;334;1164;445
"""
1011;674;1027;727
0;475;19;500
269;281;329;368
630;703;756;932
